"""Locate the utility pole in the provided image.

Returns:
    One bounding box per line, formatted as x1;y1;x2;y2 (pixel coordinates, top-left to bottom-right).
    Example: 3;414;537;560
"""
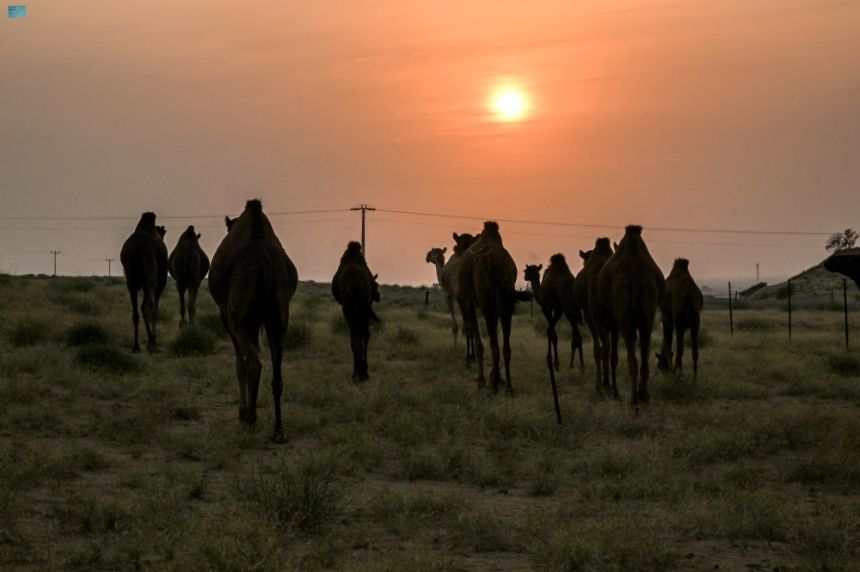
350;204;376;256
105;258;114;277
49;250;61;277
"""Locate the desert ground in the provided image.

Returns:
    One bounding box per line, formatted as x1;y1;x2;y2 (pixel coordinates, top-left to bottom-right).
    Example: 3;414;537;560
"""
1;274;859;570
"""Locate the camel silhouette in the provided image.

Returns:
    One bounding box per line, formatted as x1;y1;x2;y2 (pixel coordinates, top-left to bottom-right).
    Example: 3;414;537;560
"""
574;238;614;392
209;200;298;443
824;248;860;290
598;225;665;405
523;254;584;371
656;258;703;377
168;225;210;328
120;212;168;353
426;232;477;364
457;221;532;394
333;241;380;382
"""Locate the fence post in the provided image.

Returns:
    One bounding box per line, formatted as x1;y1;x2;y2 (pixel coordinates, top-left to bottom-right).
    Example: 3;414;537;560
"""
530;299;533;318
844;279;850;348
424;291;429;308
788;278;792;340
728;282;733;335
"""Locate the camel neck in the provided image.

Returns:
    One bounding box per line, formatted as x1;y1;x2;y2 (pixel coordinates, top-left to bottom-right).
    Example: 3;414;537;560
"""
433;259;445;285
528;277;541;301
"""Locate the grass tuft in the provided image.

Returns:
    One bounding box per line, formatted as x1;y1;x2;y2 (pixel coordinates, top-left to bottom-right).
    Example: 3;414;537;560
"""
828;353;860;377
395;326;420;345
285;321;313;349
7;319;50;347
75;345;139;374
170;327;217;356
65;321;111;347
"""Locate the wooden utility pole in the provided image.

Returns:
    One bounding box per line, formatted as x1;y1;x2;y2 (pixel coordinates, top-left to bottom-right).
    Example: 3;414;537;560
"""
105;258;114;277
49;250;61;277
728;282;733;335
350;204;376;255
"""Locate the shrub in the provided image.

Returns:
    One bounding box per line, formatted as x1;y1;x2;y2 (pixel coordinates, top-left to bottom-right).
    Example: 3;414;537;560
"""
75;345;139;374
65;322;110;347
285;322;313;350
243;455;343;532
171;327;217;356
828;353;860;377
330;313;348;335
736;317;776;332
196;314;228;339
7;320;50;347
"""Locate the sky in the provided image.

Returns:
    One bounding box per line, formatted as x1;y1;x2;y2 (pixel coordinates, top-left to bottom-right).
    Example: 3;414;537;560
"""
1;0;858;289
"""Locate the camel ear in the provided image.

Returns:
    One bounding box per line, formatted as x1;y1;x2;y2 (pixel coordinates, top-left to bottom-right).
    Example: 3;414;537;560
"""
613;242;619;251
453;233;459;241
224;216;232;229
538;264;543;271
441;247;447;253
196;233;201;239
579;250;586;259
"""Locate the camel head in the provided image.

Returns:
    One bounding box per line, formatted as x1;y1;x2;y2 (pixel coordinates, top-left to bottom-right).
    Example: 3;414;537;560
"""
156;226;166;240
453;232;476;255
523;264;542;284
425;247;446;266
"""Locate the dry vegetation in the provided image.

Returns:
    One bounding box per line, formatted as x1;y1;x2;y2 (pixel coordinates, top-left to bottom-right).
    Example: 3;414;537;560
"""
1;275;859;570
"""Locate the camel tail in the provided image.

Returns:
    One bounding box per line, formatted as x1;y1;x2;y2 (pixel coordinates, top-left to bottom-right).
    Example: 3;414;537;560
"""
487;257;533;303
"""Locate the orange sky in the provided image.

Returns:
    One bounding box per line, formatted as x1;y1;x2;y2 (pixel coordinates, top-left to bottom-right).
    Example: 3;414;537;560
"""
1;0;859;287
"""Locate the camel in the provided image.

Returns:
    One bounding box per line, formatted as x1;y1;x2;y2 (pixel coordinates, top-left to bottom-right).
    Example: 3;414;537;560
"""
208;200;298;442
598;225;665;405
425;232;477;363
824;248;860;290
574;238;614;392
457;221;532;394
333;241;380;382
120;212;168;352
168;225;210;328
523;254;584;371
656;258;703;377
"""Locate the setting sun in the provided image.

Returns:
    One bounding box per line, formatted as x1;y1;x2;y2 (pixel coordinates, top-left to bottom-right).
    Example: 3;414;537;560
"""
491;89;528;121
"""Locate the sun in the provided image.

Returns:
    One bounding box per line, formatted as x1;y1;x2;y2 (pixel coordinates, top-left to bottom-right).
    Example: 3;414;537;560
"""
491;89;528;121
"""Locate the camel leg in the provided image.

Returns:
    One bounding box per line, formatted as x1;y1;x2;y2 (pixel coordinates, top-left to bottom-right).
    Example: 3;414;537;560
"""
234;324;262;426
447;294;458;348
485;310;502;392
590;322;602;392
361;313;371;381
501;302;514;396
609;330;620;398
623;332;639;407
264;319;286;443
187;283;199;327
640;325;652;403
141;290;157;352
658;317;673;373
569;315;584;370
691;315;700;379
222;311;249;422
177;285;187;328
129;287;141;352
674;322;686;374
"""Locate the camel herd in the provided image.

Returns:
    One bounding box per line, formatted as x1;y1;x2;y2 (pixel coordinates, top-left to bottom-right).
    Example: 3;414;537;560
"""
118;200;709;440
428;223;705;407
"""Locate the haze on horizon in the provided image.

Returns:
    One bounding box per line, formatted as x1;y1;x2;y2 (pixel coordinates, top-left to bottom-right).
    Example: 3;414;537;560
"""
1;0;858;289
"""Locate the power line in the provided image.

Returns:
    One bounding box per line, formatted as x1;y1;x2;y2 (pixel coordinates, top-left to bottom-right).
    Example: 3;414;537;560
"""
0;208;350;222
374;208;832;237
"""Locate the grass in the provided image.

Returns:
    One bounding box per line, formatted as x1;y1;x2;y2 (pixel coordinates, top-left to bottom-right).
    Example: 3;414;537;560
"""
170;326;217;356
65;321;111;346
7;319;50;347
0;276;858;570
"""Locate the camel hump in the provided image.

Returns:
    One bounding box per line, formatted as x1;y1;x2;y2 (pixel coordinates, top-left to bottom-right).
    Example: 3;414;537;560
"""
347;241;362;255
137;212;157;230
595;237;611;251
245;199;266;240
549;253;568;269
483;221;499;233
673;258;690;271
625;225;643;236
